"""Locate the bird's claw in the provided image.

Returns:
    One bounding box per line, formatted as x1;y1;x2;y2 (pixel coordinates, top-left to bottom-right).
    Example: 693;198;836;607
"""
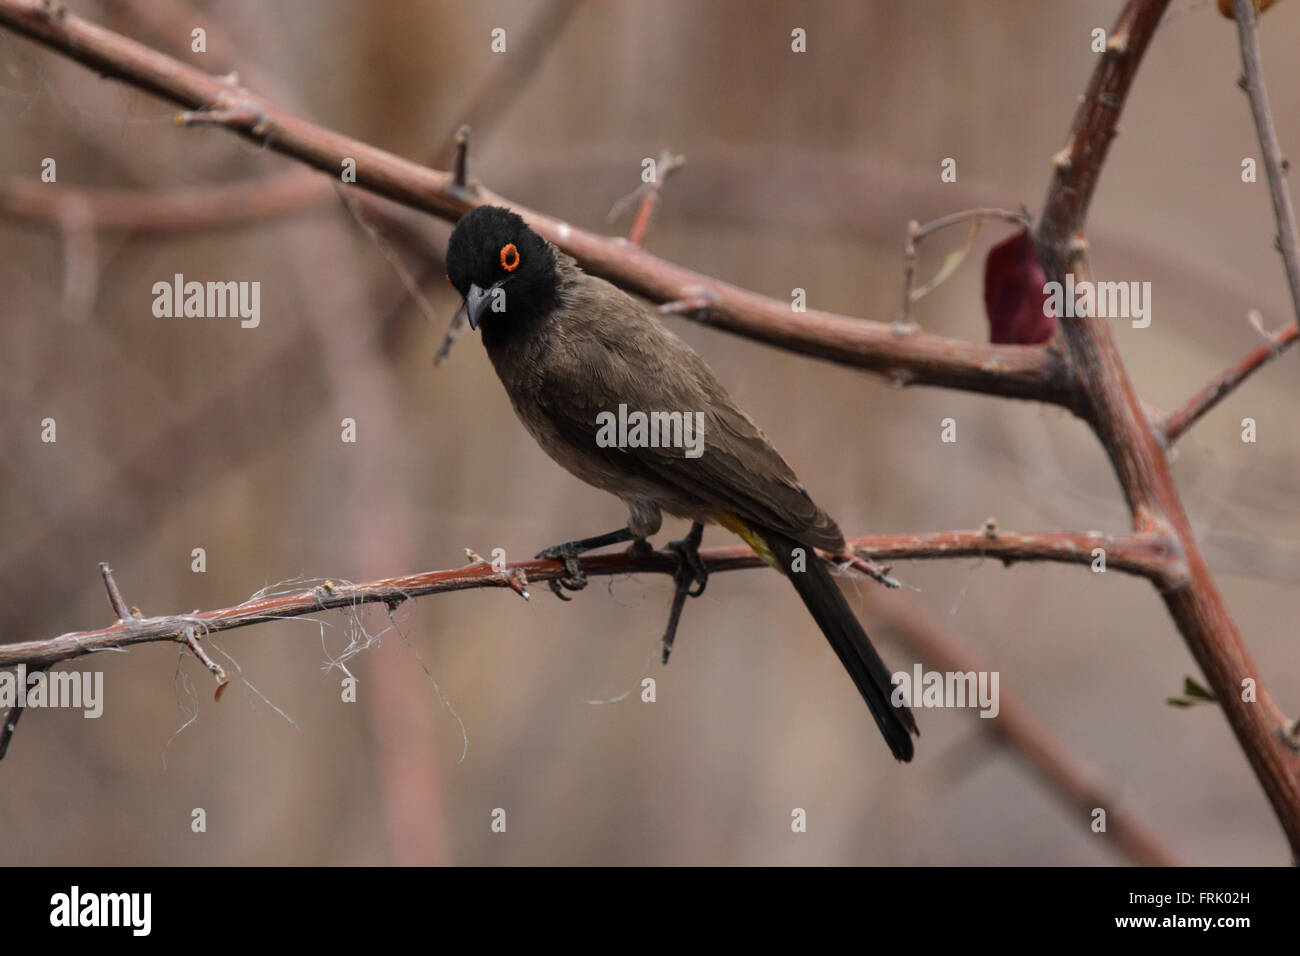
667;534;708;597
628;537;655;559
536;546;589;600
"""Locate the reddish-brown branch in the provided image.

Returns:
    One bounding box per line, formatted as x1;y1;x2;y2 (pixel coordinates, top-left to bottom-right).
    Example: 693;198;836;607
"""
0;0;579;237
9;533;1189;865
1033;0;1167;249
1158;320;1298;445
0;0;578;236
1034;0;1300;855
0;529;1174;673
851;529;1180;581
0;0;1074;408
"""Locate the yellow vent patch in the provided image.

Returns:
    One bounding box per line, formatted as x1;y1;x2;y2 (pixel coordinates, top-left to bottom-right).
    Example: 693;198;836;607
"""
716;511;780;570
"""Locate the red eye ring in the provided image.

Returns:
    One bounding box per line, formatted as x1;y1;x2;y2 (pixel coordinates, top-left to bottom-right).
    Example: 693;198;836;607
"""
500;243;520;272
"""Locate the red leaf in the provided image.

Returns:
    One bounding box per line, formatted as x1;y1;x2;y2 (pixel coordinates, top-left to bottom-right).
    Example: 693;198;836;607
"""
983;229;1054;345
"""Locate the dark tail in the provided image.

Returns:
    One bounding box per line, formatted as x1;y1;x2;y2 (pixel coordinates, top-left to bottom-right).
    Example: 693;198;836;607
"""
759;528;918;762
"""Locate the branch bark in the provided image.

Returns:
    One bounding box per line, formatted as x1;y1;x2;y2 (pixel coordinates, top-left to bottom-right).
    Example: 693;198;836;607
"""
0;0;1075;407
1157;319;1298;445
0;529;1175;672
1232;0;1300;330
1034;0;1300;856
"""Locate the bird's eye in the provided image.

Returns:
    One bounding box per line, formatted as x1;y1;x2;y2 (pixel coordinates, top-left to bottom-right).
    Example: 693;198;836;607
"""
500;243;520;272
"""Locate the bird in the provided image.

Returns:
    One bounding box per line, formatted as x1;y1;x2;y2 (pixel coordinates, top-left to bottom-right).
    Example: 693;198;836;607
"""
445;205;918;761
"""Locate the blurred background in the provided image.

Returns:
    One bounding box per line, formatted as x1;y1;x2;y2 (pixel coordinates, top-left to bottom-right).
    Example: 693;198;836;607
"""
1;0;1298;865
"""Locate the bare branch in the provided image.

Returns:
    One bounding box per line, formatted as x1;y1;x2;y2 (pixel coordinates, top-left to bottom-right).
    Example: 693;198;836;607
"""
1158;319;1298;445
0;529;1176;674
98;562;132;622
899;207;1029;330
0;0;1073;407
452;124;471;193
1034;0;1300;855
1232;0;1300;330
616;149;685;248
179;626;228;695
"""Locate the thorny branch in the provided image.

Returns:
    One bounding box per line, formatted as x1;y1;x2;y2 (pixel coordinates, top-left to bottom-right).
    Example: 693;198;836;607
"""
1033;0;1300;855
1;528;1177;673
0;0;1074;407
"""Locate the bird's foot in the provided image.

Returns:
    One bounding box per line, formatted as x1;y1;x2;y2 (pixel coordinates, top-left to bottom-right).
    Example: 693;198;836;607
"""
535;544;589;600
667;524;708;598
535;528;638;600
627;537;655;559
660;522;707;665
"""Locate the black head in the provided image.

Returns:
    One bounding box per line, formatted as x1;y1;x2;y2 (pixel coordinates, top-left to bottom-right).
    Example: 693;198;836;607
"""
445;206;559;341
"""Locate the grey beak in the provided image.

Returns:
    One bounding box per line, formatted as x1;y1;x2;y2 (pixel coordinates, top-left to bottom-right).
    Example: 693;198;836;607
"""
465;282;494;330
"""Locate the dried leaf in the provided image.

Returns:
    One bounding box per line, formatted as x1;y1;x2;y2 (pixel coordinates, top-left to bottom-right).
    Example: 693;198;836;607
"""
983;229;1054;345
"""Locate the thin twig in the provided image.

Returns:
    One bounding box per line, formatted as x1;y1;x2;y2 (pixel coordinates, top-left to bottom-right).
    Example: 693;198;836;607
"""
1232;0;1300;330
98;562;132;621
180;625;229;696
615;149;685;248
1158;319;1298;444
914;207;1029;243
452;124;470;192
899;208;1030;330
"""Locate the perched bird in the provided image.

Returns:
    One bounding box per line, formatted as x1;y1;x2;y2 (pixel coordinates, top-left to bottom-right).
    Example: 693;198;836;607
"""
446;205;918;761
